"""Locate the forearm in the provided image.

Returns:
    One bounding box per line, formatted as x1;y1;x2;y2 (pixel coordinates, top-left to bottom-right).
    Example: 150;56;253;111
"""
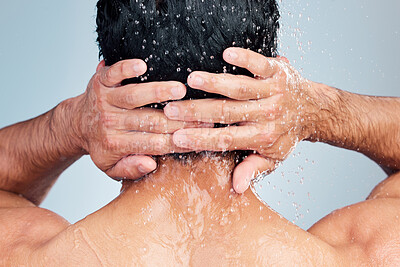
0;96;85;204
307;83;400;172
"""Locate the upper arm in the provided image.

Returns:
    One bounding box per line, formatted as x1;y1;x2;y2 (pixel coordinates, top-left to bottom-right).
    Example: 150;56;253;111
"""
308;172;400;266
0;190;70;265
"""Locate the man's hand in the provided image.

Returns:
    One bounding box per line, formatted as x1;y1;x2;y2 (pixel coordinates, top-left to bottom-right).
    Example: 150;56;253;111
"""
75;59;202;180
164;48;319;193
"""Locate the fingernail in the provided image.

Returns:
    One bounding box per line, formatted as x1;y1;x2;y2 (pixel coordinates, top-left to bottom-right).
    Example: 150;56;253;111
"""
234;180;246;194
192;76;204;87
226;50;238;60
171;86;184;98
238;178;251;194
165;104;179;119
133;62;144;73
138;164;150;174
173;134;189;148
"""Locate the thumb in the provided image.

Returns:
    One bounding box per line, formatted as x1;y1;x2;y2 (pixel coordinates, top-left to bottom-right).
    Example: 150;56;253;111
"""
106;155;157;181
232;154;276;194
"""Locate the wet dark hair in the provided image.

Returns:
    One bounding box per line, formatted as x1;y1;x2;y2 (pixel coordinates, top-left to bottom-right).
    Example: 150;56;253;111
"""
96;0;280;101
96;0;279;162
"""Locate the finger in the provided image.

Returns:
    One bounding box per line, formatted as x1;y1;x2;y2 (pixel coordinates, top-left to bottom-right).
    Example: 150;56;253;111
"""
276;55;290;64
99;59;147;87
108;81;186;109
106;132;193;157
187;72;277;100
172;126;278;152
110;108;214;133
223;47;279;78
232;155;276;194
106;155;157;180
164;97;280;124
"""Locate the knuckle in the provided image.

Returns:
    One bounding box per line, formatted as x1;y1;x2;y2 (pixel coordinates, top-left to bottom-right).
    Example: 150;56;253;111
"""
105;68;114;83
252;111;266;123
218;131;233;151
260;58;271;73
269;77;284;93
124;92;138;108
237;83;250;99
215;73;228;84
259;100;275;116
103;135;118;150
155;86;169;102
151;116;169;133
242;51;251;65
149;135;167;153
158;118;170;132
180;103;195;121
152;125;166;134
209;75;219;91
100;112;116;128
254;125;276;147
221;131;233;143
158;116;169;126
220;101;229;122
256;132;275;145
120;62;130;77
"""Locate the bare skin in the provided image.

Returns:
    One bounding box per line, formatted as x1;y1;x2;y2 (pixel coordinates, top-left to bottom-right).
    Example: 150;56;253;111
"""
0;59;203;204
167;48;400;192
1;153;400;266
1;49;399;265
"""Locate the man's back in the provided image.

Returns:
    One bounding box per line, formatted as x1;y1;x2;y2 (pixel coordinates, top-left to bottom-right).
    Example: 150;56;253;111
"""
3;153;400;266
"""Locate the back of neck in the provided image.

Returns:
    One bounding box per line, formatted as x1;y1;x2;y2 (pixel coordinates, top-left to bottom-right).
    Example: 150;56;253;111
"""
121;152;247;211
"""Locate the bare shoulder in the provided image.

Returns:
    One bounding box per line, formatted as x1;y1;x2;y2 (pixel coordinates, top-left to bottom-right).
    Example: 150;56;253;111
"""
309;172;400;266
0;190;70;265
368;171;400;199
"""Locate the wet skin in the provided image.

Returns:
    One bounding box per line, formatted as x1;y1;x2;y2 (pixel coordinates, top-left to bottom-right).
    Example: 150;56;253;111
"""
1;153;400;266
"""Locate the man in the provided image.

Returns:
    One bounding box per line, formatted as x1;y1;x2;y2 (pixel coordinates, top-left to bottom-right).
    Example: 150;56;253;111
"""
1;0;400;266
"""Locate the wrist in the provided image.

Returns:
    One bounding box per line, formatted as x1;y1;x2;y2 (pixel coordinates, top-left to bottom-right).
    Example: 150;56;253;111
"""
53;95;87;157
303;82;342;143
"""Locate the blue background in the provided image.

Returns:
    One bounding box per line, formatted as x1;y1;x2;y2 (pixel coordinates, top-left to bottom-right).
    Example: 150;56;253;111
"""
0;0;399;229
